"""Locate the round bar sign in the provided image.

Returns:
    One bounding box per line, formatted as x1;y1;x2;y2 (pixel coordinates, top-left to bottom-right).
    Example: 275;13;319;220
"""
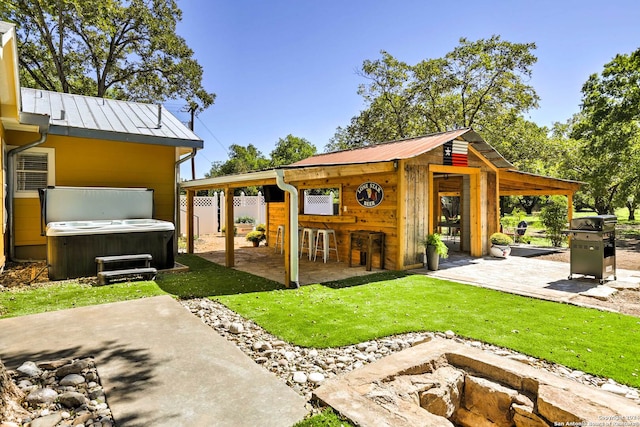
356;181;384;208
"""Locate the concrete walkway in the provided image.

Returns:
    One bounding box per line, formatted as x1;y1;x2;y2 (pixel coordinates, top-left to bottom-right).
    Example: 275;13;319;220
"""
0;295;307;427
415;251;640;308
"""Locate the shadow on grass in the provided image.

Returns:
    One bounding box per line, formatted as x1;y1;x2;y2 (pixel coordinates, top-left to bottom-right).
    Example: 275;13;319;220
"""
320;270;412;289
156;254;286;298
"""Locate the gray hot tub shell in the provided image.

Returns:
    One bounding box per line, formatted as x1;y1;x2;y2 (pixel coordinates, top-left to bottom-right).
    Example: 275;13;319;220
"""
40;187;175;280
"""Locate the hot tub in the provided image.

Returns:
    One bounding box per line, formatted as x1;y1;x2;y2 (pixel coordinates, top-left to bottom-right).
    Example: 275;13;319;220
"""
46;219;175;280
40;187;175;280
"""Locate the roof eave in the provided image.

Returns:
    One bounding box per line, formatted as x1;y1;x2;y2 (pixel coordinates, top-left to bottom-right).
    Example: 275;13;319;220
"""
181;169;280;190
48;124;204;149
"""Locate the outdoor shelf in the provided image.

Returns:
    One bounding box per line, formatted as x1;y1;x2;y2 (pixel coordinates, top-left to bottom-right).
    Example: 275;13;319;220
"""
299;214;357;223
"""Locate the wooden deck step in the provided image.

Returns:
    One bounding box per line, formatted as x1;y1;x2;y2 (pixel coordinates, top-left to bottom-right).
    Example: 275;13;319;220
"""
95;254;152;272
97;267;157;286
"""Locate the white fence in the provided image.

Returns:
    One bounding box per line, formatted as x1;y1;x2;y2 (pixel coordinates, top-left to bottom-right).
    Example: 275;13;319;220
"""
303;191;335;215
179;191;335;236
179;192;266;236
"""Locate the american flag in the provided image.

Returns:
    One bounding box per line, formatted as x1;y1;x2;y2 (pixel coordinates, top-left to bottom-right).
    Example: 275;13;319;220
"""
443;140;468;166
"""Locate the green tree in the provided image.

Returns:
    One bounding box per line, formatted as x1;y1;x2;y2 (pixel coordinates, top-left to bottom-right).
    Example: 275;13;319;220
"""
565;48;640;215
539;196;568;247
270;134;317;167
1;0;214;111
327;36;539;151
206;144;269;195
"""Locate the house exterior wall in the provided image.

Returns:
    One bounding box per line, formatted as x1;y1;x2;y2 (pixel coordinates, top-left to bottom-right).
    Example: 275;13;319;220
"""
6;131;177;259
0;122;6;269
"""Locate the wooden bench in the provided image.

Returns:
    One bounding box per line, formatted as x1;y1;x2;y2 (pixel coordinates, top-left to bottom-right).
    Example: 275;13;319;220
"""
95;254;156;285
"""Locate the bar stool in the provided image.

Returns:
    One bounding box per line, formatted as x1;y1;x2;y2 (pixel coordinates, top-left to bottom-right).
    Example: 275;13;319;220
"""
300;227;318;260
314;229;339;263
274;225;285;254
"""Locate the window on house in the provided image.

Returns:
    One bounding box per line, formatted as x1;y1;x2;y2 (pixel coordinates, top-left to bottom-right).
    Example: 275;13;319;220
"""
13;147;55;197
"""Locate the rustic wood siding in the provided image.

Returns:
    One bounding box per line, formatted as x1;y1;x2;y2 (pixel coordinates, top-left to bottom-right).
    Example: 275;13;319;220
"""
270;168;400;269
402;164;429;266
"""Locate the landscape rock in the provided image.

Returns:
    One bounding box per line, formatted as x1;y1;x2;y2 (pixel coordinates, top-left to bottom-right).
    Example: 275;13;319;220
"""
58;391;87;408
16;361;42;377
59;373;86;386
25;388;58;404
55;359;90;378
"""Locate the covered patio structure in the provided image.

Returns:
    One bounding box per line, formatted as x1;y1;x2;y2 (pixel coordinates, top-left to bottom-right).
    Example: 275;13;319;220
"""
180;128;581;288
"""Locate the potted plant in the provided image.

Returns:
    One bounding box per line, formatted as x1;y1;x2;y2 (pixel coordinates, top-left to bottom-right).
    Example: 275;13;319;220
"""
421;233;449;271
490;232;513;258
245;230;266;247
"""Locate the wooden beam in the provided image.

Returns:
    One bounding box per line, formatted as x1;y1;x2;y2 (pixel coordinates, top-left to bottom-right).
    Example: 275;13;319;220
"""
427;166;435;235
286;162;396;183
567;193;574;223
500;189;578;196
184;178;278;192
396;159;406;270
470;171;482;257
186;190;194;253
468;145;499;172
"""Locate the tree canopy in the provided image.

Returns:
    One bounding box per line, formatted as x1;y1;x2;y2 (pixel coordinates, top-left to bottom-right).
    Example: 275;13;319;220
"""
326;36;539;152
1;0;214;112
270;134;317;167
562;48;640;216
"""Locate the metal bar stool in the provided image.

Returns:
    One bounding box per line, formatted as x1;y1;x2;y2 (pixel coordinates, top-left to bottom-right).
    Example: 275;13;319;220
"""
314;229;339;263
274;225;285;254
300;227;318;260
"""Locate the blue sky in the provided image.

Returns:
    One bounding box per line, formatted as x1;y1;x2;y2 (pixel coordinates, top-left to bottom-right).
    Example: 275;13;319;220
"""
173;0;640;178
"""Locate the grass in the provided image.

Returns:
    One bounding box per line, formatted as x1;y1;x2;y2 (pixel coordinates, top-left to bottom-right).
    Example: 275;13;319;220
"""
0;280;166;318
0;254;283;318
501;206;640;247
293;408;354;427
215;272;640;389
1;254;639;391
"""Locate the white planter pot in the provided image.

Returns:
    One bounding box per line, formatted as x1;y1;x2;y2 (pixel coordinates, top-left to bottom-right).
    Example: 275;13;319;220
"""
490;244;511;258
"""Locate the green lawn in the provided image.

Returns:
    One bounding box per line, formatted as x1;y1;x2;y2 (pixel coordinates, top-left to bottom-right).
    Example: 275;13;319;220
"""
214;272;640;389
1;254;639;390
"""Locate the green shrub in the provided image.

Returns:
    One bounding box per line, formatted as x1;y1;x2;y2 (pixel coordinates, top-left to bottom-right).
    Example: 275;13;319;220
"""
540;197;568;247
235;216;255;224
255;223;266;232
245;230;266;243
421;233;449;258
490;232;513;246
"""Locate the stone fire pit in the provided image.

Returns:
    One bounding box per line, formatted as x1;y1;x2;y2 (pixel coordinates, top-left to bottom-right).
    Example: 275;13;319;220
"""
313;338;640;426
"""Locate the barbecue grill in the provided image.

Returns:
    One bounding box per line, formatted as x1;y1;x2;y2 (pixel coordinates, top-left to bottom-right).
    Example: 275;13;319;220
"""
567;215;617;283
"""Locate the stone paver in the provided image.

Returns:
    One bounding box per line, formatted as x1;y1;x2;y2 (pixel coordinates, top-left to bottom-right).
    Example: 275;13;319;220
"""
418;253;635;308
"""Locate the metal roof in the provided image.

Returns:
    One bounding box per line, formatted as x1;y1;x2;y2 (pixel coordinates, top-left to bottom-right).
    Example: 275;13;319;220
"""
288;128;513;169
20;87;203;148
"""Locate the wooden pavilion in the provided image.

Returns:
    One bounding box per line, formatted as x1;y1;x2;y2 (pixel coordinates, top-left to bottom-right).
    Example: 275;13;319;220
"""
181;128;580;287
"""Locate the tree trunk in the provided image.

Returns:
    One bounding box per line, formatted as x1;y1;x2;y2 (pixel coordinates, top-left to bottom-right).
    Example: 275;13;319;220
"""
0;358;28;422
626;200;636;221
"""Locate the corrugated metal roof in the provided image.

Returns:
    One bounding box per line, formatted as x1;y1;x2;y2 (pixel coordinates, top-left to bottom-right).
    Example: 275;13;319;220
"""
20;87;203;148
287;128;512;169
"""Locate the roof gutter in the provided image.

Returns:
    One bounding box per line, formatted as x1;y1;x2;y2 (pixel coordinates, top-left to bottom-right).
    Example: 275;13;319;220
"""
275;169;299;288
7;112;51;261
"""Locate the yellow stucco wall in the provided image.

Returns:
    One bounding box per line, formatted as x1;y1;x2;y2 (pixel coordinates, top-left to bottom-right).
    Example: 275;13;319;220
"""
0;122;6;268
7;131;177;251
